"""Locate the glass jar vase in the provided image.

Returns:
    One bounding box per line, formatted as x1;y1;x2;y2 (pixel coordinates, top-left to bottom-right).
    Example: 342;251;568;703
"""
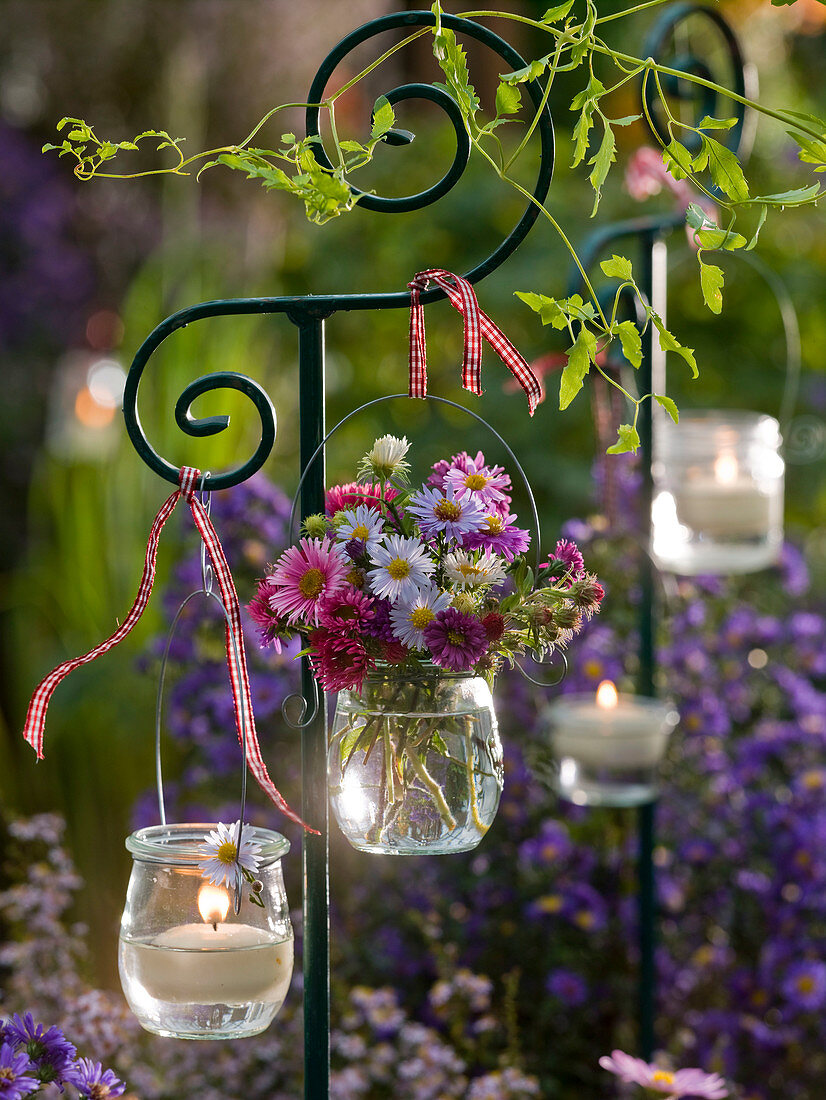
328;668;503;855
651;410;784;575
119;823;293;1040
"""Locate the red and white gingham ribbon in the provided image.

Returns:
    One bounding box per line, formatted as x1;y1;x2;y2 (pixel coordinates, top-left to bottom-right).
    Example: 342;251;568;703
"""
22;466;317;834
408;268;542;415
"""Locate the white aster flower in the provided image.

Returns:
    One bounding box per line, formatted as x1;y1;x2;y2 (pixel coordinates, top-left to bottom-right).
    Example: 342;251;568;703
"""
198;821;262;889
335;504;385;552
390;585;453;648
444;548;508;588
367;534;435;601
357;434;411;482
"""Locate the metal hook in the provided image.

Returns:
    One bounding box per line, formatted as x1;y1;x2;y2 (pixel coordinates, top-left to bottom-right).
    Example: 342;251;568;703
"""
513;647;568;689
199;472;214;596
281;679;321;730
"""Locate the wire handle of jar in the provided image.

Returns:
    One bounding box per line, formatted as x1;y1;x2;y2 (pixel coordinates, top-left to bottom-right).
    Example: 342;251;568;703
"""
287;393;543;579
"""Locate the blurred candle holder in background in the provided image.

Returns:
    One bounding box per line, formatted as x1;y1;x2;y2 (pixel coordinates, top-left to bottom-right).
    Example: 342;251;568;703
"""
545;681;679;807
651;410;784;575
119;824;294;1040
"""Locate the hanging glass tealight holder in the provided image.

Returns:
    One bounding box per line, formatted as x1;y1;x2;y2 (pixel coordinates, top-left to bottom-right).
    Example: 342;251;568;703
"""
651;410;784;575
118;506;294;1040
119;823;293;1040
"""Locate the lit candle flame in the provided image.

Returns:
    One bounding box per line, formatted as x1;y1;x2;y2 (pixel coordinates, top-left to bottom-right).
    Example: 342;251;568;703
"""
198;883;230;929
596;680;619;710
714;454;738;485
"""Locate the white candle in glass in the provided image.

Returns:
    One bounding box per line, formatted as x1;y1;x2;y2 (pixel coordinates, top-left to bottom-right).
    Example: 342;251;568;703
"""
672;454;774;537
120;883;294;1005
550;681;677;768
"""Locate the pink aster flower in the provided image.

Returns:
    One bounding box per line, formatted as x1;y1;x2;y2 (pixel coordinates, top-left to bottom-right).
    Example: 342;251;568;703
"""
267;537;349;625
406;483;487;542
444;456;512;506
540;538;586;585
599;1050;729;1098
317;587;375;633
462;510;531;561
423;608;489;672
325;480;398;517
310;629;375;693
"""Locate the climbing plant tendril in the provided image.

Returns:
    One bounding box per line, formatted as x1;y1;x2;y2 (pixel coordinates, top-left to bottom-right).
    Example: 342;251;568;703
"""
42;0;825;453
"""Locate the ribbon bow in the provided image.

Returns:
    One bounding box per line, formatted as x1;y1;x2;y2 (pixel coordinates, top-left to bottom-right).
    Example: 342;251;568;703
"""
22;466;317;834
408;268;542;415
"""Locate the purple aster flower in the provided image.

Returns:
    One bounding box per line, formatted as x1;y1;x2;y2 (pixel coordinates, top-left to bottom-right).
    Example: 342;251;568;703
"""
427;449;486;492
443;455;512;506
406;484;486;542
599;1050;728;1097
546;968;588;1006
782;959;826;1011
423;608;488;672
363;597;396;642
5;1014;76;1086
65;1058;125;1099
0;1042;38;1100
461;509;531;561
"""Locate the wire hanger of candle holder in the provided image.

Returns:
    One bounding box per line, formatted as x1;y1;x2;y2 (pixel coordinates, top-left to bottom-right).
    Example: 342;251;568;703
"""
154;472;251;916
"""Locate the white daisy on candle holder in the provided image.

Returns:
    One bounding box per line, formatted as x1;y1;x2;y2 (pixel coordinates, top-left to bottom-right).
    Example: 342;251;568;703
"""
198;821;264;904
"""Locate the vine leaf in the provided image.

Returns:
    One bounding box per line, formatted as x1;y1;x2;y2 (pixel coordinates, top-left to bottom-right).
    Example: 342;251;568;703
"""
654;395;679;424
695;227;747;250
651;314;698;378
371;96;396;140
697;115;738;131
515;291;567;328
589;123;616;215
570;75;606;168
500;54;553;86
432;26;480;121
615;320;642;369
607;424;641;454
541;1;575;23
693;135;750;201
495;81;523;117
750;183;822;205
663;139;694;181
699;261;725;314
789;132;826;171
560;327;596;410
600;254;633;281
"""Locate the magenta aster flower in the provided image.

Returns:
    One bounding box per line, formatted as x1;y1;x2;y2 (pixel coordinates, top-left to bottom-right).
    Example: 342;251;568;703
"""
423;608;488;671
247;576;294;653
444;456;512;506
541;538;585;583
462;510;531;561
310;629;375;692
406;484;486;542
0;1043;38;1100
317;587;375;633
325;480;398;517
66;1057;126;1099
267;537;349;625
599;1050;728;1098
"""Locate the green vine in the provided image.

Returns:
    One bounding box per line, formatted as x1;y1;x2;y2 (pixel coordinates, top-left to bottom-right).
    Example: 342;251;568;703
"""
41;0;824;453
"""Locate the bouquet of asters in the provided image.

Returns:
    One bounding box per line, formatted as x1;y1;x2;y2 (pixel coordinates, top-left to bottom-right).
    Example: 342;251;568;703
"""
247;434;603;689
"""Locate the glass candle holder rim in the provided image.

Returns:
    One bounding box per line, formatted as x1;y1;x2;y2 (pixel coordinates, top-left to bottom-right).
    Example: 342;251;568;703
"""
125;822;290;866
544;693;679;735
658;408;781;440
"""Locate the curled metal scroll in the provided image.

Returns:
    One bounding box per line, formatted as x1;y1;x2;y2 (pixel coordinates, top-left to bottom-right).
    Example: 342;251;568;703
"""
281;680;321;731
122;10;553;490
306;9;555;283
643;2;752;161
